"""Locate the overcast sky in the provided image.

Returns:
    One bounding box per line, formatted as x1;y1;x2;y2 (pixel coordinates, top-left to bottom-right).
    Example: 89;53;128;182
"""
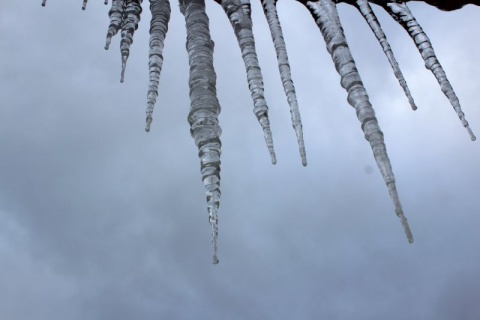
1;1;479;319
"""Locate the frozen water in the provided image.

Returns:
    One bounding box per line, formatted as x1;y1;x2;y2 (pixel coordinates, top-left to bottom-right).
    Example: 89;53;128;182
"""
304;0;413;243
261;0;307;166
145;0;171;132
384;1;476;141
216;0;277;164
354;0;417;110
180;0;223;264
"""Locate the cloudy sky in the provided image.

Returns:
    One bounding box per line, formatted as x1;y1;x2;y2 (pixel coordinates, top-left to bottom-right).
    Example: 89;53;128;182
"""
1;1;479;319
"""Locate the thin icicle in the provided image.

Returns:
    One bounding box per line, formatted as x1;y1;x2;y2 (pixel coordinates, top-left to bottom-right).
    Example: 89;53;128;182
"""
304;0;413;243
41;0;46;6
383;1;476;141
105;0;126;50
119;0;143;83
145;0;171;132
261;0;307;166
82;0;88;10
180;0;223;264
216;0;276;164
354;0;417;111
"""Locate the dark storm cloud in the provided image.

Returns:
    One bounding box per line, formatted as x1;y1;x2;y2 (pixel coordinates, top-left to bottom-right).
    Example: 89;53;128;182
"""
1;1;479;319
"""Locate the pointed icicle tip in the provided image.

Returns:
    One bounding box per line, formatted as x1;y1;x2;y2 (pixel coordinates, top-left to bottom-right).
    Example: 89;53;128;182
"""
353;0;417;111
41;0;46;6
384;2;476;141
105;0;109;4
261;0;307;166
82;0;88;10
304;0;413;243
217;0;277;165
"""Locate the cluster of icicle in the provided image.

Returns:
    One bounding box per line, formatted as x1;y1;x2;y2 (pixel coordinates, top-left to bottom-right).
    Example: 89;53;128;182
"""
41;0;476;263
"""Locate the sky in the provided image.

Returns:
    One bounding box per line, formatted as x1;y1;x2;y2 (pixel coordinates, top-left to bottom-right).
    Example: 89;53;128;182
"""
1;1;479;319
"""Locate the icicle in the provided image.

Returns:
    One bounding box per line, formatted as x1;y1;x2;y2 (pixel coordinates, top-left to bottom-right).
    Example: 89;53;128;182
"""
41;0;46;6
303;0;413;243
105;0;127;50
82;0;88;10
105;0;109;4
215;0;276;164
383;2;476;141
180;0;223;264
261;0;307;166
119;0;143;83
145;0;171;132
353;0;417;111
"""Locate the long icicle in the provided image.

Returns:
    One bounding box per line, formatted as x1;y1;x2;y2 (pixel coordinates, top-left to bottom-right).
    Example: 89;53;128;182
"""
145;0;171;132
261;0;307;166
354;0;417;110
105;0;127;50
180;0;223;264
119;0;143;83
383;1;476;140
216;0;276;164
303;0;413;243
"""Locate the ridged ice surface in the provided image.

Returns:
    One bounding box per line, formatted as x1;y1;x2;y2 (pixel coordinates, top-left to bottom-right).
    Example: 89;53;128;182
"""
119;0;143;83
354;0;417;110
105;0;126;50
305;0;413;243
261;0;307;166
145;0;171;132
180;0;223;264
384;2;476;141
216;0;276;164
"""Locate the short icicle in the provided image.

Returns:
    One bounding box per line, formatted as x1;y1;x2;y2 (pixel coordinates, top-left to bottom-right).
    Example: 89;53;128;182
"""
105;0;127;50
353;0;417;110
383;1;476;140
180;0;223;264
302;0;413;243
119;0;143;83
105;0;109;4
82;0;88;10
145;0;172;132
261;0;307;166
41;0;47;6
215;0;276;164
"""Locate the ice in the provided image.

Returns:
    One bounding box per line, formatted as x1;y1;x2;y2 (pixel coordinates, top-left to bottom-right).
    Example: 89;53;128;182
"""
383;2;476;141
180;0;223;264
353;0;417;110
304;0;413;243
120;0;143;83
145;0;172;132
216;0;276;164
105;0;126;50
41;0;46;6
261;0;307;165
82;0;88;10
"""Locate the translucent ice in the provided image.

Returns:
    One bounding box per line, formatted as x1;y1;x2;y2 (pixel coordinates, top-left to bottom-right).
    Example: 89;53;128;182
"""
304;0;413;243
216;0;276;164
145;0;172;132
261;0;307;165
180;0;223;264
